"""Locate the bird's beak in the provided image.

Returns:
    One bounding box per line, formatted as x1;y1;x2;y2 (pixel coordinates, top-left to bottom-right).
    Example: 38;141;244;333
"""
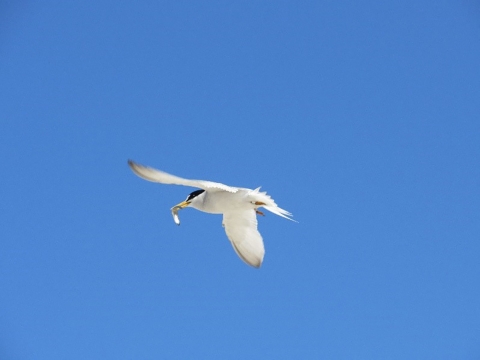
171;200;189;211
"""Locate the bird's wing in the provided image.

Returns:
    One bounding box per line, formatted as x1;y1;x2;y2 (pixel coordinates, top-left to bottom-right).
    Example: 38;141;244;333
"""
223;210;265;268
128;160;238;193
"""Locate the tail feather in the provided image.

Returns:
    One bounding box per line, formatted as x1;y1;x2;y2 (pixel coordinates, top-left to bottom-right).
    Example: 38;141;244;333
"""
263;205;297;222
250;187;297;222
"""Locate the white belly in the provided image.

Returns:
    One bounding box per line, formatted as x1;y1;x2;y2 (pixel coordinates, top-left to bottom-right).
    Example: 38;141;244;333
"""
192;190;252;214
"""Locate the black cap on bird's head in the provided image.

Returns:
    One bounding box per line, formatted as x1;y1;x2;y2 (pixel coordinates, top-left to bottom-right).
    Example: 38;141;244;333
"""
171;189;205;212
186;189;205;202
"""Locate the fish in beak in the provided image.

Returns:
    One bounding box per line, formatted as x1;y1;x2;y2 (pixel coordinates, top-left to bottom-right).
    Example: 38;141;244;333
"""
170;200;190;225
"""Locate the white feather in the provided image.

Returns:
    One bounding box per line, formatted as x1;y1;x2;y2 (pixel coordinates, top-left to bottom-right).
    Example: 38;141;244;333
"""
128;160;238;193
248;187;297;222
223;210;264;268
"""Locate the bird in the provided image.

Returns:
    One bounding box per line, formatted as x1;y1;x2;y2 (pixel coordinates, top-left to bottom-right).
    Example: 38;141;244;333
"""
128;159;295;268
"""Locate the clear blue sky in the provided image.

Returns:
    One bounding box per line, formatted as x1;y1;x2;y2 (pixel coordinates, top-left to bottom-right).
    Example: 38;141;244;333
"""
1;1;480;359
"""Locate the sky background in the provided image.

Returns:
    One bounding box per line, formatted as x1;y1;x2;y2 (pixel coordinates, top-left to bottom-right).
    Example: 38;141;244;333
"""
1;1;480;359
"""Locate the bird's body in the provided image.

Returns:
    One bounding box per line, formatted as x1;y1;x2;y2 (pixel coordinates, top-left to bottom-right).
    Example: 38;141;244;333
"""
188;187;274;214
128;160;294;268
190;189;242;214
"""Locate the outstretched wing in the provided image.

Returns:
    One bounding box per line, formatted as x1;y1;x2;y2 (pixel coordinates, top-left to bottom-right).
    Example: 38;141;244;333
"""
128;160;238;193
223;210;265;268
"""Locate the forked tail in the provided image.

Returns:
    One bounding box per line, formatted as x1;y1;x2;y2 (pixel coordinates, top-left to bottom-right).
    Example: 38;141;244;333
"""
250;187;297;222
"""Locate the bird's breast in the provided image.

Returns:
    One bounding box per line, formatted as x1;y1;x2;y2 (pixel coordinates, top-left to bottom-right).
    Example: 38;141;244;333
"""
194;191;249;214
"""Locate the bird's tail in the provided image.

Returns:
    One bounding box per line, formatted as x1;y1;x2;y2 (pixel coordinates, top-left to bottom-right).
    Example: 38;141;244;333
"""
249;187;297;222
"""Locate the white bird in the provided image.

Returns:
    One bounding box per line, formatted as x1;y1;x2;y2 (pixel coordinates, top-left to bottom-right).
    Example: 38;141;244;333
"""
128;160;295;268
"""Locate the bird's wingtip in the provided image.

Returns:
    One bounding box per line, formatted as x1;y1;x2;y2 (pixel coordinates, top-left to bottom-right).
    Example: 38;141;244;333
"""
128;159;141;170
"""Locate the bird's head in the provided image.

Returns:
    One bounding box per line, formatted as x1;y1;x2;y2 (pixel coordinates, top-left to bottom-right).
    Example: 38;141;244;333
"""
172;189;205;210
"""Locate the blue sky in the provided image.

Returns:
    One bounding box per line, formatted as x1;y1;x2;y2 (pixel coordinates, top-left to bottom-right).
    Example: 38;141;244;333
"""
1;1;480;359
